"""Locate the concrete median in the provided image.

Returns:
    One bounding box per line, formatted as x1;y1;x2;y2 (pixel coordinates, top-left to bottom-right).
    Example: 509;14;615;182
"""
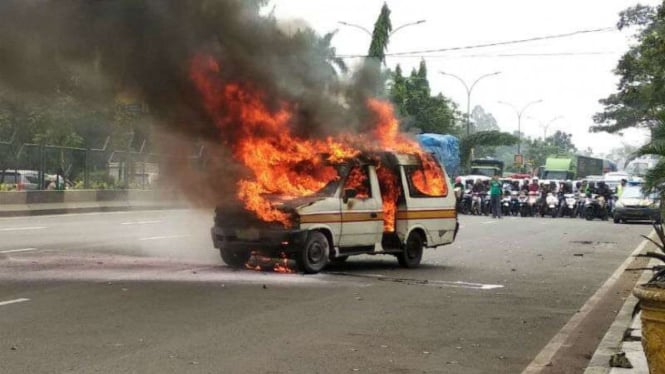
0;190;187;217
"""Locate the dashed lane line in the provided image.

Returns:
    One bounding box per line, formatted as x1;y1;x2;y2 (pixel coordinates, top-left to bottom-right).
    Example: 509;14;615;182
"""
0;248;38;254
139;234;190;241
120;220;162;225
0;226;47;232
0;298;30;307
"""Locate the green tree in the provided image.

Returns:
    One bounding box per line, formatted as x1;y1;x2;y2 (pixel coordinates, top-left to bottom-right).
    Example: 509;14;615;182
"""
470;105;501;158
548;130;577;154
368;2;392;63
470;105;500;132
388;61;458;135
593;3;665;133
460;131;518;170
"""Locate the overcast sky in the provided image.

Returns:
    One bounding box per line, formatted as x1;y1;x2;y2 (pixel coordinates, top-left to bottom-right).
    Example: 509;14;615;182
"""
269;0;660;156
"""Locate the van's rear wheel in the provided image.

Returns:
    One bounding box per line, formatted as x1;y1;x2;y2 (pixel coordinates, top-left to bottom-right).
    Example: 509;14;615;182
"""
220;249;250;268
397;232;424;268
297;231;329;274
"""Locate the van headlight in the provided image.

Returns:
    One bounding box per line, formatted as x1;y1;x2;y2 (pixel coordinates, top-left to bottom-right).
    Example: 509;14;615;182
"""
615;201;624;208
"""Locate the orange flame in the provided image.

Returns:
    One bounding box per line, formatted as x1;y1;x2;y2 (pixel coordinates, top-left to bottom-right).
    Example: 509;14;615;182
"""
190;54;447;230
376;163;401;232
343;166;370;199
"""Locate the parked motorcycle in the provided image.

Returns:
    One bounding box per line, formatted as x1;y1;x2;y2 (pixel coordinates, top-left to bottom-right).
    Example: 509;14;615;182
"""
518;192;530;217
559;193;578;218
471;192;482;215
526;191;540;217
510;191;521;216
584;194;609;221
501;194;512;216
481;193;491;216
541;192;559;218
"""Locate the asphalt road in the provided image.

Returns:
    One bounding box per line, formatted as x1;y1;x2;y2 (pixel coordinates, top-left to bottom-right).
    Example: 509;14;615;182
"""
0;209;652;373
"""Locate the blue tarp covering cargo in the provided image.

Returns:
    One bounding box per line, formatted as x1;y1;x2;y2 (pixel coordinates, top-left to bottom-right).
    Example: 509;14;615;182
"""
417;133;460;177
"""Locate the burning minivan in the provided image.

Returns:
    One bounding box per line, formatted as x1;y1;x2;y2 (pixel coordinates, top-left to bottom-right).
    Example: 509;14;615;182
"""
211;151;458;273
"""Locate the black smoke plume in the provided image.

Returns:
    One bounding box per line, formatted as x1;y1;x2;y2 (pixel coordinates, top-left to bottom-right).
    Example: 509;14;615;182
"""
0;0;382;205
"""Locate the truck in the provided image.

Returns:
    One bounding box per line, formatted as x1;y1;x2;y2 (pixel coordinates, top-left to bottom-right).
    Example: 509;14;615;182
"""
211;151;458;274
470;158;504;177
540;155;609;180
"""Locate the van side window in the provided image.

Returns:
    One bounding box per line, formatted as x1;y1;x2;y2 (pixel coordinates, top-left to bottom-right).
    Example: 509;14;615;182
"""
343;165;371;199
405;165;448;197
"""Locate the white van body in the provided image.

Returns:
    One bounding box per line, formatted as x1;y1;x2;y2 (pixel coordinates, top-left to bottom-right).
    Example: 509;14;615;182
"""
212;152;458;273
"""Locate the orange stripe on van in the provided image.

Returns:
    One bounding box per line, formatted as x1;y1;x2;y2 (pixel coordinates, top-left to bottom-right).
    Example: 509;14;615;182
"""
396;209;457;220
300;212;384;224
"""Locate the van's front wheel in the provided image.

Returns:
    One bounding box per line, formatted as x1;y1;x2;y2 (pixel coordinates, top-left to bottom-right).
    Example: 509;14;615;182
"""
220;249;250;268
397;232;424;268
297;231;329;274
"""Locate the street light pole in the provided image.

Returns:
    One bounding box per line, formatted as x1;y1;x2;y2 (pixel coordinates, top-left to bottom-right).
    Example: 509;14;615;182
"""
498;100;543;155
337;21;372;37
439;71;501;137
542;115;563;139
337;19;427;39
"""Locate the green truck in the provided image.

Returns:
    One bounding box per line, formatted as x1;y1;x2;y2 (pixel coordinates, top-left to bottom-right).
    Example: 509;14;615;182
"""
470;158;504;177
540;156;606;180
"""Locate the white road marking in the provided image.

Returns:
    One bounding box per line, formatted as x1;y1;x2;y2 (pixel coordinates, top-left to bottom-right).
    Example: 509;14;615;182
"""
481;220;498;224
0;298;30;307
0;226;46;232
139;234;190;241
433;281;504;290
328;272;504;290
0;248;38;254
121;220;162;225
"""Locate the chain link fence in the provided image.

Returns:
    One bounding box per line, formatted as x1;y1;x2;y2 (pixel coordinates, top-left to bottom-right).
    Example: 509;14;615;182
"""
0;132;203;191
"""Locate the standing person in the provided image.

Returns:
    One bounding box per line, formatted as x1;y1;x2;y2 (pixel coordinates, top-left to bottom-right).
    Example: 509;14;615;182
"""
617;178;627;197
453;177;464;212
490;175;502;218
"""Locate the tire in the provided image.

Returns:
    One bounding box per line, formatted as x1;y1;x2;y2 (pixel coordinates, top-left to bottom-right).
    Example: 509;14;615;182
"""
220;249;250;268
297;231;329;274
397;231;424;268
613;216;620;224
585;208;594;221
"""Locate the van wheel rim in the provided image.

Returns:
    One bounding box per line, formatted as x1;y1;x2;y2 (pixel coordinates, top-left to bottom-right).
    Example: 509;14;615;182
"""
308;243;325;263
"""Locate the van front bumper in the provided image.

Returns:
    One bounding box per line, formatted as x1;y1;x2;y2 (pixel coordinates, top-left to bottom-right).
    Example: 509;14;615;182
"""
211;226;309;255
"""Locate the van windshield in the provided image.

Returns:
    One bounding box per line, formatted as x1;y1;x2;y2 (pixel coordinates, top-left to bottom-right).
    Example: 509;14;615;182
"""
310;164;347;198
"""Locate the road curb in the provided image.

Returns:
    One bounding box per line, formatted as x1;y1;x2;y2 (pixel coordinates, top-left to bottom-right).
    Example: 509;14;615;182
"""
583;261;654;374
521;230;654;374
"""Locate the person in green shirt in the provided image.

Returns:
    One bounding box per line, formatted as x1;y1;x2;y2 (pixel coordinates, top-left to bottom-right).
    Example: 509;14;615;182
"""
489;175;502;218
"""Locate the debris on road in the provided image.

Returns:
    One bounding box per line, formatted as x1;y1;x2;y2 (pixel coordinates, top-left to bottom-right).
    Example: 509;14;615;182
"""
609;352;633;368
